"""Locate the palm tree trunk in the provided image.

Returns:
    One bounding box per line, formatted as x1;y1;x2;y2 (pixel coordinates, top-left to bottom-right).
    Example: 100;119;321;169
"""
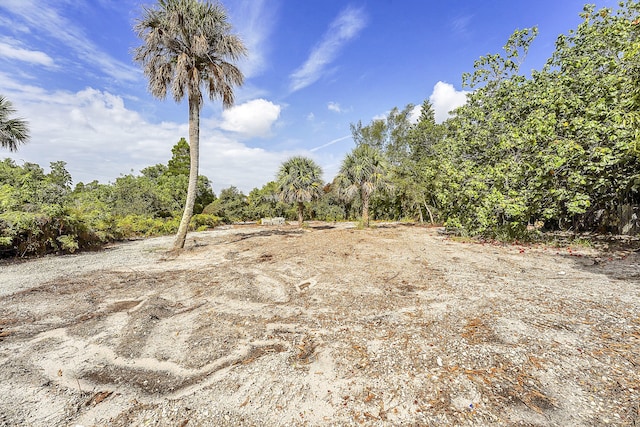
362;193;370;227
297;201;304;227
173;96;200;250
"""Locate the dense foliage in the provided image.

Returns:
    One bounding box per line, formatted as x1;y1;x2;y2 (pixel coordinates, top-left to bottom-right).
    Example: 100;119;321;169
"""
431;3;640;237
0;140;219;258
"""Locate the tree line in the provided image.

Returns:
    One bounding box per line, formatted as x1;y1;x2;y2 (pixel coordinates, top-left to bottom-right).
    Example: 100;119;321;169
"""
334;2;640;238
0;138;219;257
2;0;639;257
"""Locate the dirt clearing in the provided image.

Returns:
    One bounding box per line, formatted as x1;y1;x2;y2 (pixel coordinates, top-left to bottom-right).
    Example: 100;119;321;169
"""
0;222;638;426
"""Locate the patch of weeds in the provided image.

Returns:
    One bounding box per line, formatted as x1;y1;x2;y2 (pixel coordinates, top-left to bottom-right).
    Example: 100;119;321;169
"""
449;235;478;244
570;237;593;248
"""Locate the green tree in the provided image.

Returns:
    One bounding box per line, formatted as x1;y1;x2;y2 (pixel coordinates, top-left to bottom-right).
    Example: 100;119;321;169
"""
541;4;640;229
167;137;190;176
1;160;101;257
310;183;346;221
203;186;247;223
109;174;163;216
276;156;324;227
349;103;443;223
134;0;246;250
142;139;216;216
425;3;640;237
435;27;554;236
141;163;168;180
0;96;29;151
405;100;444;223
337;144;390;227
246;181;286;220
407;100;443;161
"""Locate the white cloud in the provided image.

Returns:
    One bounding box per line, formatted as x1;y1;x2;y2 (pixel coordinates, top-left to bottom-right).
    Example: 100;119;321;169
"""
429;81;469;123
328;102;352;113
327;102;342;113
0;38;54;67
199;135;291;192
289;6;366;92
307;112;315;121
219;99;281;137
0;72;48;99
3;84;185;183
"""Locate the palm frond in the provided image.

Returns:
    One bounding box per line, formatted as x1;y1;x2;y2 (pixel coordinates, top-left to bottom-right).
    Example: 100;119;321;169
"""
276;156;324;203
133;0;246;106
0;96;29;151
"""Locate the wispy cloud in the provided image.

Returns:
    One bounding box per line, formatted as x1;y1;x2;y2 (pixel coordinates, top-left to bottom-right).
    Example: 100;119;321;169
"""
0;38;55;67
0;14;29;34
289;6;366;92
0;1;138;82
451;15;473;38
228;0;278;79
310;135;351;152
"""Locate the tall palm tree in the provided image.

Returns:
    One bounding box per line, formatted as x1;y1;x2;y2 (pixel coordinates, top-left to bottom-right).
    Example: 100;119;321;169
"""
0;96;29;151
337;144;390;227
134;0;246;250
276;156;324;227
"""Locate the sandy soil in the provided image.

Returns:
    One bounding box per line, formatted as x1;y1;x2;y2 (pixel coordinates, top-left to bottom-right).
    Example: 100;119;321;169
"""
0;222;638;426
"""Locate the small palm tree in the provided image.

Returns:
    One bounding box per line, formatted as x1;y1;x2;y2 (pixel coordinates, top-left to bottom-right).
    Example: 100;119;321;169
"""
276;156;324;227
134;0;246;250
337;144;390;227
0;96;29;151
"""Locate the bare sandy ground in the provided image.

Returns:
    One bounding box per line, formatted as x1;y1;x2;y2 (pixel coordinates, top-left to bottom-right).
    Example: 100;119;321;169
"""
0;222;638;426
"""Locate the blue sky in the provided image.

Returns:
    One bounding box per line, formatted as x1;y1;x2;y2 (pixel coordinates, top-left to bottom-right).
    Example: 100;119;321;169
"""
0;0;620;193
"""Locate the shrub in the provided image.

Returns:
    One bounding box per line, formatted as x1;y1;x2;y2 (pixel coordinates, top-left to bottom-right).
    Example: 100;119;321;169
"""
0;208;104;257
190;213;222;230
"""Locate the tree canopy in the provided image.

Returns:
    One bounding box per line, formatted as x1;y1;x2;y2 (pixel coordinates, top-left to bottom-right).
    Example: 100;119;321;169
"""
336;143;390;228
276;156;324;226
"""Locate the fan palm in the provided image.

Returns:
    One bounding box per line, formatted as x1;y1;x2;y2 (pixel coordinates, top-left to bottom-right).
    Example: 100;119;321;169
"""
0;96;29;151
134;0;246;249
276;156;324;226
337;144;390;227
